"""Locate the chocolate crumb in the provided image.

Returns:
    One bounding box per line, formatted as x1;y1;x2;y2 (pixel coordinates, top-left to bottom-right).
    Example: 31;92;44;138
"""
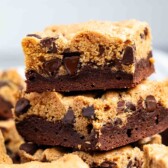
145;95;157;112
117;100;125;114
27;34;42;39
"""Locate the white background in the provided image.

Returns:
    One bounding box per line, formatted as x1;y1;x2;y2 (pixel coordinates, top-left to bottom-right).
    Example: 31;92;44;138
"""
0;0;168;69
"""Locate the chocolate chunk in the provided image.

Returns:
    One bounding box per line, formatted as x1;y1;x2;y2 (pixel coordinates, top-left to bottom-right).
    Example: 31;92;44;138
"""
43;58;61;77
122;46;134;65
40;37;58;53
27;34;42;39
113;118;122;125
100;161;117;168
0;96;13;120
20;142;38;155
63;56;79;75
117;100;125;114
62;108;75;124
0;81;10;88
145;95;157;112
82;106;95;119
99;45;105;55
126;102;136;111
15;98;31;116
127;160;132;168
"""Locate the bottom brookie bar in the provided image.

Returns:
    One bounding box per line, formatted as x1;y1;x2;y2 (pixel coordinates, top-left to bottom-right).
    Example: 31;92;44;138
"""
15;80;168;151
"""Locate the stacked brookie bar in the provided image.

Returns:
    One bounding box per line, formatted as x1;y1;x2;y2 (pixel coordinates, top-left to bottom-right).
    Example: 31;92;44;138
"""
8;20;168;167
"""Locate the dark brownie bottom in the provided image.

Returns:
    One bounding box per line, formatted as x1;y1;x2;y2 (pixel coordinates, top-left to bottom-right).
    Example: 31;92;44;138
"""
16;103;168;151
25;56;154;93
0;96;13;120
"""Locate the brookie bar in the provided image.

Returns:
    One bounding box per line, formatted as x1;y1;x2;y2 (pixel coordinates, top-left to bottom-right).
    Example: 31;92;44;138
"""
15;80;168;151
22;20;154;92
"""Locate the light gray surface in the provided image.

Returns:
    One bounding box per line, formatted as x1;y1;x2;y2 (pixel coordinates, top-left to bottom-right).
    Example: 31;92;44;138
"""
0;0;168;67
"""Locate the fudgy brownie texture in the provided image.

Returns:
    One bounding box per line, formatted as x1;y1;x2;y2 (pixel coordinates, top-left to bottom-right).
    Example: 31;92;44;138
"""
0;154;89;168
143;144;168;168
0;130;12;164
22;20;154;92
0;120;24;163
0;70;24;120
18;135;160;167
15;80;168;151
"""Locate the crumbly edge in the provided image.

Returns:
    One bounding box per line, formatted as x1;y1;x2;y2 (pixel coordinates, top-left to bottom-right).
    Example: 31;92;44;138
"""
22;20;152;77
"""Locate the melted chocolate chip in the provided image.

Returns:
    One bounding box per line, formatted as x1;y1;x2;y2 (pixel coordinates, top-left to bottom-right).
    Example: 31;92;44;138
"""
122;46;134;65
100;161;117;168
43;58;61;77
126;102;136;111
15;98;31;116
145;95;157;112
99;45;105;55
82;106;95;119
63;56;79;75
144;27;149;36
62;108;75;124
40;37;58;53
27;34;42;39
117;100;125;114
20;143;38;155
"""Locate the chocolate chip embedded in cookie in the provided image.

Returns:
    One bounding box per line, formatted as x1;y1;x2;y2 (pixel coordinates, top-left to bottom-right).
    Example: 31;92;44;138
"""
22;20;154;92
15;80;168;151
15;98;31;117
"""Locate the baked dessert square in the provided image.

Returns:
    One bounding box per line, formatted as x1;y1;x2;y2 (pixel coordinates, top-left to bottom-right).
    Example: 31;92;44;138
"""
15;80;168;151
22;20;154;92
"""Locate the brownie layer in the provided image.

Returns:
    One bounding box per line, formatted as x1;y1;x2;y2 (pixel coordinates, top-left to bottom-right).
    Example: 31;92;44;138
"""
26;56;154;93
16;103;168;151
0;96;13;120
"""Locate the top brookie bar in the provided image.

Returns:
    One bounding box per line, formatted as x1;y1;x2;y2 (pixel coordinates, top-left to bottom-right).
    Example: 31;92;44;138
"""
22;20;154;92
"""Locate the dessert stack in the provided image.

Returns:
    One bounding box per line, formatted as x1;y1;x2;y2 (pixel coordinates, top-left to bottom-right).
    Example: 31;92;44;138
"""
11;20;168;167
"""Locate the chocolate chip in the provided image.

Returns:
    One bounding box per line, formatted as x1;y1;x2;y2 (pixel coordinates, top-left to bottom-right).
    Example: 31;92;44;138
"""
40;37;58;53
145;95;157;112
122;46;134;65
43;58;61;77
87;124;93;134
99;45;105;55
100;161;117;168
117;100;125;114
15;98;31;116
20;142;38;155
63;56;79;75
26;34;42;39
62;108;75;124
125;102;136;111
113;118;122;125
82;106;95;119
